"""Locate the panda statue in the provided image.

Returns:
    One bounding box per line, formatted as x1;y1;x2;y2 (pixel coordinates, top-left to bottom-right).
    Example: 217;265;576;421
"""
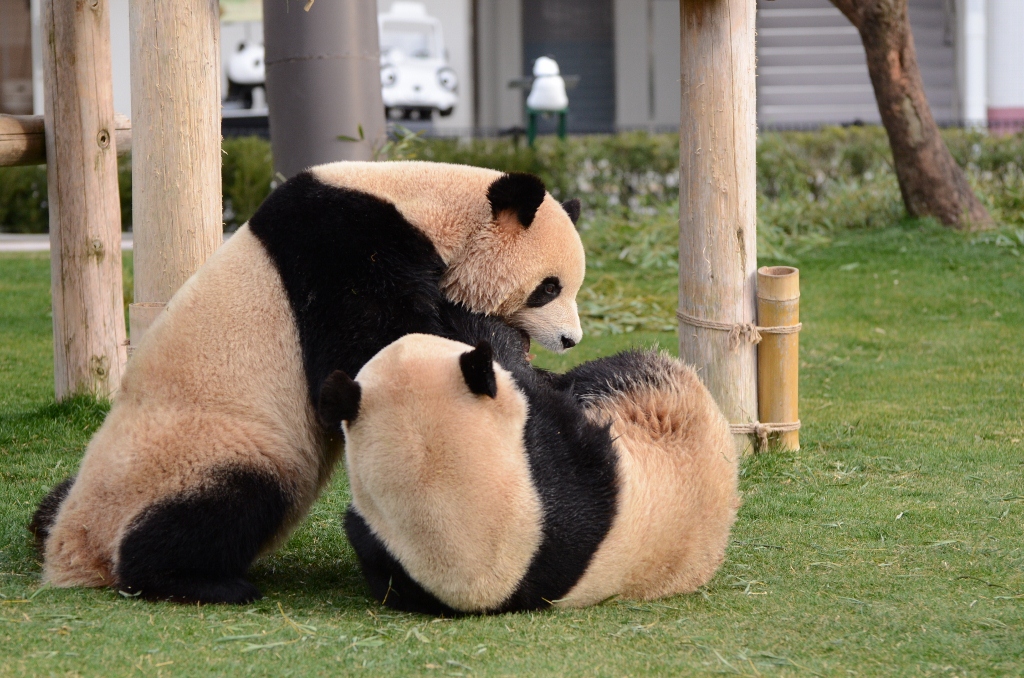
319;315;741;615
29;161;586;605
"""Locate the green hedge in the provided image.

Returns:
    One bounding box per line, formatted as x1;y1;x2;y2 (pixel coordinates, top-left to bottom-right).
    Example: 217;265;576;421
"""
4;128;1024;255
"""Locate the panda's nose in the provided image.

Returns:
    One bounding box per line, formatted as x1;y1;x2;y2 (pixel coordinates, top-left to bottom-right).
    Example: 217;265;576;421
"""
560;336;577;349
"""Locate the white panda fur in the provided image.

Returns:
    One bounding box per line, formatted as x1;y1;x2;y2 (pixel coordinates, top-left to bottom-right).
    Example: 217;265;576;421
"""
30;161;586;604
323;326;740;615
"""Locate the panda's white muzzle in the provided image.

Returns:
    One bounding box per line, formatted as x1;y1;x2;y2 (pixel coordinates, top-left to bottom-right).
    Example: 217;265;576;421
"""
512;299;583;354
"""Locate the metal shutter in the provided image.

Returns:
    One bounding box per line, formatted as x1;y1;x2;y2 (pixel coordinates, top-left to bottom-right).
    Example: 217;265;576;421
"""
756;0;956;128
522;0;617;134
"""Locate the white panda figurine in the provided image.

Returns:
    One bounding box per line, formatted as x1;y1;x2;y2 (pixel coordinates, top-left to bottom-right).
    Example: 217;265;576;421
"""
30;162;585;605
320;321;740;615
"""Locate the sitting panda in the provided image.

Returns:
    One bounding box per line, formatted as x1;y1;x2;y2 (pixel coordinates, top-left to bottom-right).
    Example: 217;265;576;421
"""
320;319;741;615
30;162;585;605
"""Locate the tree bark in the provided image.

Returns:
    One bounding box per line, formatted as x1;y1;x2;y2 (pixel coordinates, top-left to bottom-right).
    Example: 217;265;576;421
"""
830;0;990;230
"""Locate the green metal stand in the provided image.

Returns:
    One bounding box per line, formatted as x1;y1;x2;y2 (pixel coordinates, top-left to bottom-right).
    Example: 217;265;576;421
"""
527;108;568;146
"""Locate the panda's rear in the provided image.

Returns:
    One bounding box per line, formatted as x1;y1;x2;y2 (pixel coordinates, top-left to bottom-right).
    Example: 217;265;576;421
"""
325;320;739;616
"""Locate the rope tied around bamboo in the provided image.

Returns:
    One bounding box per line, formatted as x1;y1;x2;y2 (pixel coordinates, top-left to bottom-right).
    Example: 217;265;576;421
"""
677;266;803;452
729;420;802;449
675;309;803;350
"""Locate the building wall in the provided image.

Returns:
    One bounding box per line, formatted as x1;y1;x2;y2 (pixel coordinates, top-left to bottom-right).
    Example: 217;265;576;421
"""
474;0;524;131
756;0;956;128
987;0;1024;127
0;0;33;114
613;0;679;131
110;0;131;117
522;0;616;134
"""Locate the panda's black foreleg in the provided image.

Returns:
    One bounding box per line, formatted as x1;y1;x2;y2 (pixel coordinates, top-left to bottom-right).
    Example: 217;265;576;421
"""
343;507;461;617
116;467;290;605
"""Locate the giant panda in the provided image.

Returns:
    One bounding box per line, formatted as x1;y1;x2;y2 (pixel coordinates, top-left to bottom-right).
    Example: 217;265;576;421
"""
29;161;586;605
319;316;741;615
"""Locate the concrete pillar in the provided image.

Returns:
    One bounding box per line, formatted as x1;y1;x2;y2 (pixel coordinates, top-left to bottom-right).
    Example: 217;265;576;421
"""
262;0;386;178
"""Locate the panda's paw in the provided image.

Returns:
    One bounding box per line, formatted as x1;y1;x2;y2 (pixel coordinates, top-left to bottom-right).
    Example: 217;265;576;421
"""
124;576;263;605
198;577;263;605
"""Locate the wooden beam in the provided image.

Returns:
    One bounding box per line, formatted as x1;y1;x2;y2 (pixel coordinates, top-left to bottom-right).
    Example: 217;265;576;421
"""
41;0;127;400
128;0;223;345
0;113;131;167
677;0;758;453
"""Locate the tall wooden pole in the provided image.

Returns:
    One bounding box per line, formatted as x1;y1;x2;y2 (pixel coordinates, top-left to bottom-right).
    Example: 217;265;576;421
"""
262;0;386;178
678;0;758;453
128;0;223;346
41;0;127;400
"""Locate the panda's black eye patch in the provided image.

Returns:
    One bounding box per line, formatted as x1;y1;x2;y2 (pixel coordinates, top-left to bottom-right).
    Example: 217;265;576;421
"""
526;277;562;308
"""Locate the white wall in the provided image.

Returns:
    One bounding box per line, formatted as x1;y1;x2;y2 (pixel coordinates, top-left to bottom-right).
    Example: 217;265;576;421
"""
475;0;523;131
613;0;679;130
109;0;131;117
956;0;987;125
987;0;1024;115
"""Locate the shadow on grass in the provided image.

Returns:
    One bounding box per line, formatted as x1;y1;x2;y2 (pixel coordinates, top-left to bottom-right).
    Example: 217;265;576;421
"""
1;394;109;438
250;557;373;609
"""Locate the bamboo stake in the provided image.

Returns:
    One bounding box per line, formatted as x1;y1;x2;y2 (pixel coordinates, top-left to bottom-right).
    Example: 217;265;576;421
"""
678;0;758;453
756;266;800;450
41;0;127;400
127;0;223;346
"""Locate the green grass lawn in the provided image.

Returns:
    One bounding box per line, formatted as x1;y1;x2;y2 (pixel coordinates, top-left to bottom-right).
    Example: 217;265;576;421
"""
1;222;1023;676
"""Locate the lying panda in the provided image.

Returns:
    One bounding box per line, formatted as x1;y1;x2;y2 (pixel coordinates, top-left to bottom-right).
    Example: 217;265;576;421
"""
30;162;585;605
320;322;741;615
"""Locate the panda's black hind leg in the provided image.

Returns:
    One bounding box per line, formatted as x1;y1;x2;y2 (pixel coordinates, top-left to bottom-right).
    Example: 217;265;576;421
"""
116;467;290;605
344;507;460;617
28;476;76;550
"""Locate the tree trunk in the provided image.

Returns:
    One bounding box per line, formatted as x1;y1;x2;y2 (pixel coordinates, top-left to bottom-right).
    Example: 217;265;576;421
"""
830;0;990;230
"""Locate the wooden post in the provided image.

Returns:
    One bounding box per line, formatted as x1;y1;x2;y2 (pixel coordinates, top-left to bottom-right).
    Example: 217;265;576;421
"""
128;0;223;346
0;114;130;167
41;0;127;400
677;0;758;452
757;266;800;451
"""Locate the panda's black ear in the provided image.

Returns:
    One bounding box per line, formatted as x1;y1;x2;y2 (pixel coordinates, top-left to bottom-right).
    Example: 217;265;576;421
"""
459;342;498;398
487;172;546;228
561;198;581;226
318;370;361;429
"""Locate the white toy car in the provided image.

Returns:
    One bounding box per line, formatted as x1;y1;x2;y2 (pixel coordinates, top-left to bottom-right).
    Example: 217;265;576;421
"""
379;2;458;120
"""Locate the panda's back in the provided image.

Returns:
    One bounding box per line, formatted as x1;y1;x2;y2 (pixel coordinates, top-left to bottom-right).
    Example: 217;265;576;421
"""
553;351;739;606
248;171;450;406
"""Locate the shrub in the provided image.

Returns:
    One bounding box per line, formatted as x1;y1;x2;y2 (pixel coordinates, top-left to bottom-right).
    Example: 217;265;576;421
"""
4;127;1024;242
222;136;275;230
0;165;48;233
